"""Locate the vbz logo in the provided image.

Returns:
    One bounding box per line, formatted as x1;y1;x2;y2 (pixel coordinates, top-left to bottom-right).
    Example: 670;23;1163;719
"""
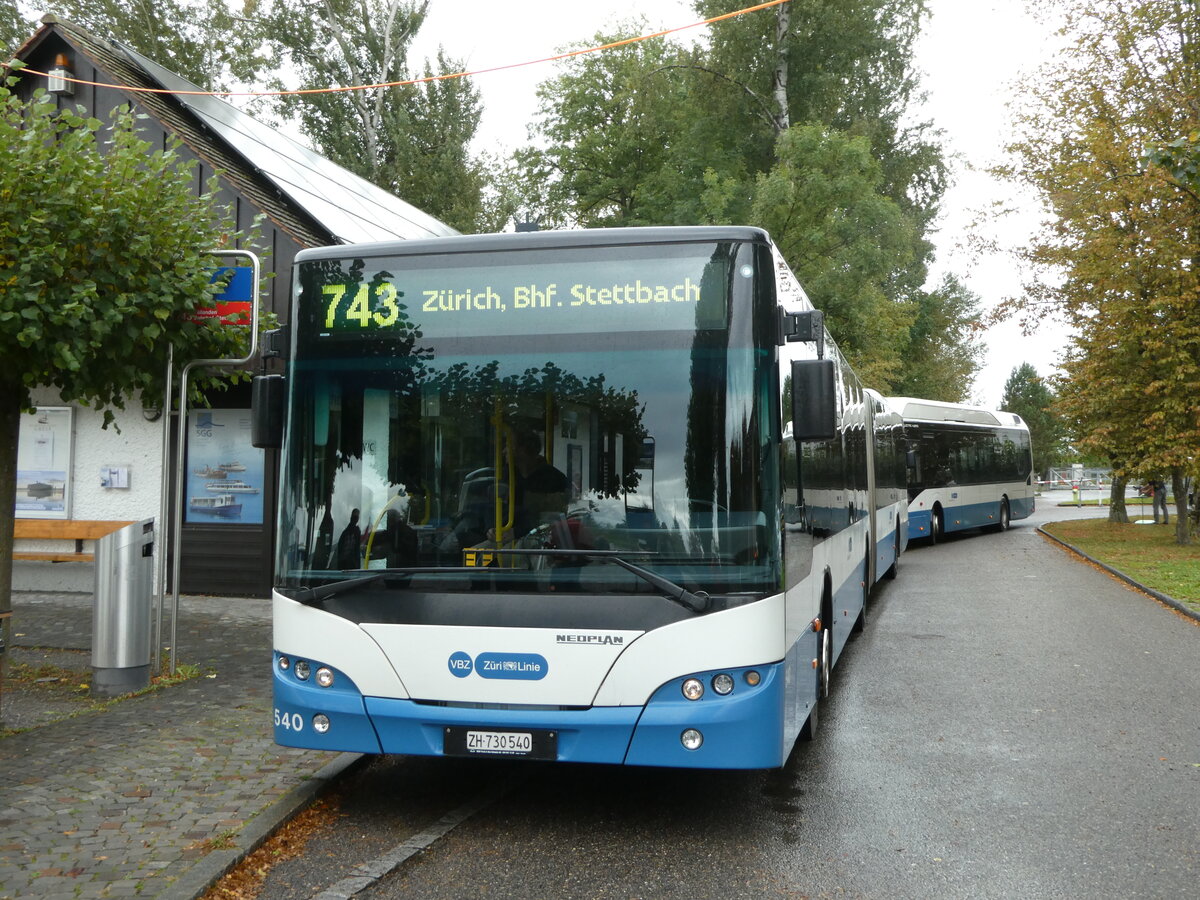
448;651;473;678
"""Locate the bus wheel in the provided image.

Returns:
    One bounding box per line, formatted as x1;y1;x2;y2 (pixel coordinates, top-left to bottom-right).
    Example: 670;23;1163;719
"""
884;524;900;580
853;563;868;633
801;622;832;741
930;508;944;544
817;621;832;698
988;499;1011;533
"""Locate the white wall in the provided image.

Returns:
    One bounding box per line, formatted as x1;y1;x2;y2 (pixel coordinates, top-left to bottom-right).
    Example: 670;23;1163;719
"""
13;390;167;594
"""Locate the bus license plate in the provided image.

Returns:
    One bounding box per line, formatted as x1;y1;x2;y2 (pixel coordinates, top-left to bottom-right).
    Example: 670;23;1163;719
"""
444;727;557;760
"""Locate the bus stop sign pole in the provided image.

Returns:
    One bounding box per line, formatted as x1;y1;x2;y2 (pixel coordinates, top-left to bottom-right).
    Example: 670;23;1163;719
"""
165;250;261;674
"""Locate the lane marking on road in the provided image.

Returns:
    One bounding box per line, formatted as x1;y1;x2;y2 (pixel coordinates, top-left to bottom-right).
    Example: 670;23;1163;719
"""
308;777;518;900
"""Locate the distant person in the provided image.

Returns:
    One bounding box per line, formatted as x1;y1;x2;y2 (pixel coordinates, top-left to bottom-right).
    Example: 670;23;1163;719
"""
337;508;362;569
316;509;335;569
1149;479;1169;525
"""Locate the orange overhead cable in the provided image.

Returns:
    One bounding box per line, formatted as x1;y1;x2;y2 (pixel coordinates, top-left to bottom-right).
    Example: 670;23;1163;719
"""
12;0;791;98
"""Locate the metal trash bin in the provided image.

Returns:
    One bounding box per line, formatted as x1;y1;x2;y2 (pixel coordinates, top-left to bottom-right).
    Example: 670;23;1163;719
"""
92;518;155;697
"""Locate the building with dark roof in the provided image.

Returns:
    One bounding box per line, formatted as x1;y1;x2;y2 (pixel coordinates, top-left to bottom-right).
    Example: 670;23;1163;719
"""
10;15;456;597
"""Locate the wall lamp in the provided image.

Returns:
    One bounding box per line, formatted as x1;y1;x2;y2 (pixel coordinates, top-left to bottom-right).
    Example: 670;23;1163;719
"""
47;53;73;96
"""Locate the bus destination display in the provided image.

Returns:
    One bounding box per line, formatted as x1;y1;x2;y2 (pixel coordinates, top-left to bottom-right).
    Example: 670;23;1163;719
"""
300;251;732;340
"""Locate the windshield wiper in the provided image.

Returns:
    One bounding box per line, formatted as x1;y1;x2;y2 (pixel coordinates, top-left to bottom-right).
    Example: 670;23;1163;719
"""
289;567;485;607
484;548;710;613
291;573;388;607
288;557;710;613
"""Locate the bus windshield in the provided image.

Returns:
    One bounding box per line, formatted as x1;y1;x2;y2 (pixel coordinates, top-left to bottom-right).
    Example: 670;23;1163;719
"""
276;239;779;603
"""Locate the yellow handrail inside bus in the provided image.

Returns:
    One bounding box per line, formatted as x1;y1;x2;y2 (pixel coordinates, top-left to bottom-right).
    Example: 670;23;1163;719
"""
500;427;516;537
363;492;408;567
491;400;516;542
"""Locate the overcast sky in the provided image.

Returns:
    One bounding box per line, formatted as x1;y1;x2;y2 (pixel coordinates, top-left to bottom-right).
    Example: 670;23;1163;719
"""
411;0;1064;407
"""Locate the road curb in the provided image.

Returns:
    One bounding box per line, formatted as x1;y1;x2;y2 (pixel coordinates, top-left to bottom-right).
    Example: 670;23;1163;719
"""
1037;526;1200;624
167;751;366;900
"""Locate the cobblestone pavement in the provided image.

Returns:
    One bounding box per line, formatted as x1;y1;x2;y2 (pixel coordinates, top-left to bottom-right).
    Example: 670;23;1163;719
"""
0;592;357;900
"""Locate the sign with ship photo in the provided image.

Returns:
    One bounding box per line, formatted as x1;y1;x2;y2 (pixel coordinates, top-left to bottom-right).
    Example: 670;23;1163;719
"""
16;407;73;519
185;409;265;525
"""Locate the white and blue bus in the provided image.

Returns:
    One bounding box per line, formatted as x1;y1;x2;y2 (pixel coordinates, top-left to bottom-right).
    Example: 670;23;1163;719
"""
252;227;907;769
886;397;1035;542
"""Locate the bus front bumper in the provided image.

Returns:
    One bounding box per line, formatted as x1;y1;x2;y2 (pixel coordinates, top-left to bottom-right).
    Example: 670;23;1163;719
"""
273;655;786;769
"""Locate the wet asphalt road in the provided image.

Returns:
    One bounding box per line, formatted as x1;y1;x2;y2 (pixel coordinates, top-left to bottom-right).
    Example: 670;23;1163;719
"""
255;498;1200;900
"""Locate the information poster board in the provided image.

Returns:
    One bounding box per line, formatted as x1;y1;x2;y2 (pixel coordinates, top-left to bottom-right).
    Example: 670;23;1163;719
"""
185;409;265;525
16;407;73;518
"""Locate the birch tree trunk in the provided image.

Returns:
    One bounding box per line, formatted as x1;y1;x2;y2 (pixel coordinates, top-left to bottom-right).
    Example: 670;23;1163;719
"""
770;3;790;135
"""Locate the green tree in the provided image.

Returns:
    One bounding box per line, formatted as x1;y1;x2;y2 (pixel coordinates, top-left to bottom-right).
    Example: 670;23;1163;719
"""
0;86;255;687
1000;363;1065;480
1146;130;1200;194
1055;320;1150;524
891;273;983;402
0;0;32;53
695;0;947;292
263;0;486;232
479;150;557;233
994;0;1200;543
751;125;915;387
518;3;973;393
523;21;701;228
696;0;938;188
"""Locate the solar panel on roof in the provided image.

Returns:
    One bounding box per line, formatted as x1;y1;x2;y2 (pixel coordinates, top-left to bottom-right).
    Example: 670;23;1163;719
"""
116;43;458;245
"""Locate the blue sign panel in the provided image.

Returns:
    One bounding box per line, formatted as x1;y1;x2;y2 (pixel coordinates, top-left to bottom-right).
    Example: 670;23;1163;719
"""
211;266;254;302
448;651;473;678
474;653;549;681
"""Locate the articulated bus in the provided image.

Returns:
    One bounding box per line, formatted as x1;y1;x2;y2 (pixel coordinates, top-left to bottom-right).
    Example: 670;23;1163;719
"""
252;227;907;769
885;397;1035;542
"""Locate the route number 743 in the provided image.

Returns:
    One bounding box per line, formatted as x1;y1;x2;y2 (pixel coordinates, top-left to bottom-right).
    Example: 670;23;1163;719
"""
323;283;400;329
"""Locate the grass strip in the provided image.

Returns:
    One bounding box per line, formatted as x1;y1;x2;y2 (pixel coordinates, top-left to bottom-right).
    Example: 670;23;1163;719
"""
1041;518;1200;613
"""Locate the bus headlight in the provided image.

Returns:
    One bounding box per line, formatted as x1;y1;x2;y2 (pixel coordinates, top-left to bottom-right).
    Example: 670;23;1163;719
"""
316;667;335;688
294;660;311;681
681;678;704;701
277;656;290;671
313;714;330;734
681;729;703;750
712;673;735;695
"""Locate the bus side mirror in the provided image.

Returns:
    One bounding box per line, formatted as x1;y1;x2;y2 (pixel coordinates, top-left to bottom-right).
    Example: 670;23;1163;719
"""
251;374;286;449
791;358;837;442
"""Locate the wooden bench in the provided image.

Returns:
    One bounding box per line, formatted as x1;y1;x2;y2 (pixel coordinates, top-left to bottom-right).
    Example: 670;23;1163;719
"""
12;519;134;563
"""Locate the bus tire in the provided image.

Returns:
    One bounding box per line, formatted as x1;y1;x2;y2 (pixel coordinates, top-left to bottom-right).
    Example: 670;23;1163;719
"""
817;616;832;699
802;617;832;741
853;557;869;633
987;498;1011;533
884;522;900;580
930;508;944;544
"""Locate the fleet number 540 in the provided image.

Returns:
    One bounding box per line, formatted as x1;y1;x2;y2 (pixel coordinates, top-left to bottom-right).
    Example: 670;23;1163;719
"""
274;708;304;731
